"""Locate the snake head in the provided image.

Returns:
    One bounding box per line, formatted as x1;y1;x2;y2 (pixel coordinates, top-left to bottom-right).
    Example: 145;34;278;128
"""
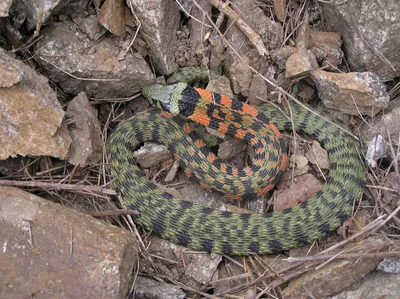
143;82;188;115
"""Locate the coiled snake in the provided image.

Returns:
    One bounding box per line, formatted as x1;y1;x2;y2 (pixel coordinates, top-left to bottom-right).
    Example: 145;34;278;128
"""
106;68;365;255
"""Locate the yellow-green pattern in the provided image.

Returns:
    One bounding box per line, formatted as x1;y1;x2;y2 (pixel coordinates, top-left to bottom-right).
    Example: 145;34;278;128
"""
106;68;365;255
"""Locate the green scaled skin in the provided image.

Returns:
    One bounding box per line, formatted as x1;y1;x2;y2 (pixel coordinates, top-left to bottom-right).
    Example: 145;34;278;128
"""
106;68;365;255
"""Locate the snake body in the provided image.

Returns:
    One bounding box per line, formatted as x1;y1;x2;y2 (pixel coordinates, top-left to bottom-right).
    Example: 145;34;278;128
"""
107;68;365;255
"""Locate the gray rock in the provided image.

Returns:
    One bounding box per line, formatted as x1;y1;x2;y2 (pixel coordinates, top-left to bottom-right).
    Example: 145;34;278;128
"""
312;70;389;116
0;48;71;159
135;276;185;299
34;21;155;98
10;0;90;31
330;271;400;299
0;186;137;299
321;0;400;79
66;92;103;167
377;258;400;274
129;0;180;75
358;97;400;164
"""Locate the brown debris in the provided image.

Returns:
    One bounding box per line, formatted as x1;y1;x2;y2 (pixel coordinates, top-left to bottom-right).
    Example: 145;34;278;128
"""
274;173;323;212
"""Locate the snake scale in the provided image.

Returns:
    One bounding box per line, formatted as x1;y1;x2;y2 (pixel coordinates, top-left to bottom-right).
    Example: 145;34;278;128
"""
106;68;365;255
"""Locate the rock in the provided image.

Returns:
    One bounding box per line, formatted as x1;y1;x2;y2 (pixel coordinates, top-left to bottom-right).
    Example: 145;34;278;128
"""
382;172;400;210
320;0;400;79
358;98;400;164
0;0;12;17
229;57;253;96
10;0;90;31
224;0;281;94
218;139;247;160
72;13;106;41
34;21;155;98
0;48;71;159
248;74;269;105
312;70;389;116
281;238;387;298
135;276;185;299
309;30;343;69
274;173;322;212
133;142;173;168
364;135;386;168
0;186;137;298
66;92;103;167
207;75;234;98
297;81;316;102
285;47;319;79
331;271;400;299
97;0;126;37
377;258;400;274
145;234;222;289
270;46;298;70
305;140;330;170
129;0;180;75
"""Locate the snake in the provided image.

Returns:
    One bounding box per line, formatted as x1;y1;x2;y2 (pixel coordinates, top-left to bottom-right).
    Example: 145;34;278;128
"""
106;68;365;255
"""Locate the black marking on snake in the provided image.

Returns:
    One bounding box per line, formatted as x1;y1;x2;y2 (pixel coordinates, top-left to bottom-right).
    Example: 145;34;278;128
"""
294;228;309;245
231;99;243;111
225;164;233;176
318;223;331;235
282;218;290;233
202;238;213;252
208;117;222;130
268;240;283;253
256;113;269;124
221;211;232;218
211;92;221;105
206;103;216;119
249;242;260;253
222;242;233;255
243;132;255;144
226;123;239;137
177;230;191;246
201;206;213;215
179;87;199;116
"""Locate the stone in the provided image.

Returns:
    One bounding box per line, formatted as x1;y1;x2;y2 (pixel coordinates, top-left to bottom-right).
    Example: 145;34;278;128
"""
66;92;103;167
133;142;173;168
135;276;185;299
270;46;298;70
282;238;387;298
309;30;342;69
97;0;126;37
0;186;137;298
358;97;400;163
331;271;400;299
0;48;71;159
0;0;12;17
305;140;330;170
10;0;90;31
312;70;389;116
321;0;400;79
285;47;319;79
34;21;155;98
129;0;180;74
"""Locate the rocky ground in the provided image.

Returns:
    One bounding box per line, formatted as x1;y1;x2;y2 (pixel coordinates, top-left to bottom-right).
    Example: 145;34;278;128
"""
0;0;399;298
